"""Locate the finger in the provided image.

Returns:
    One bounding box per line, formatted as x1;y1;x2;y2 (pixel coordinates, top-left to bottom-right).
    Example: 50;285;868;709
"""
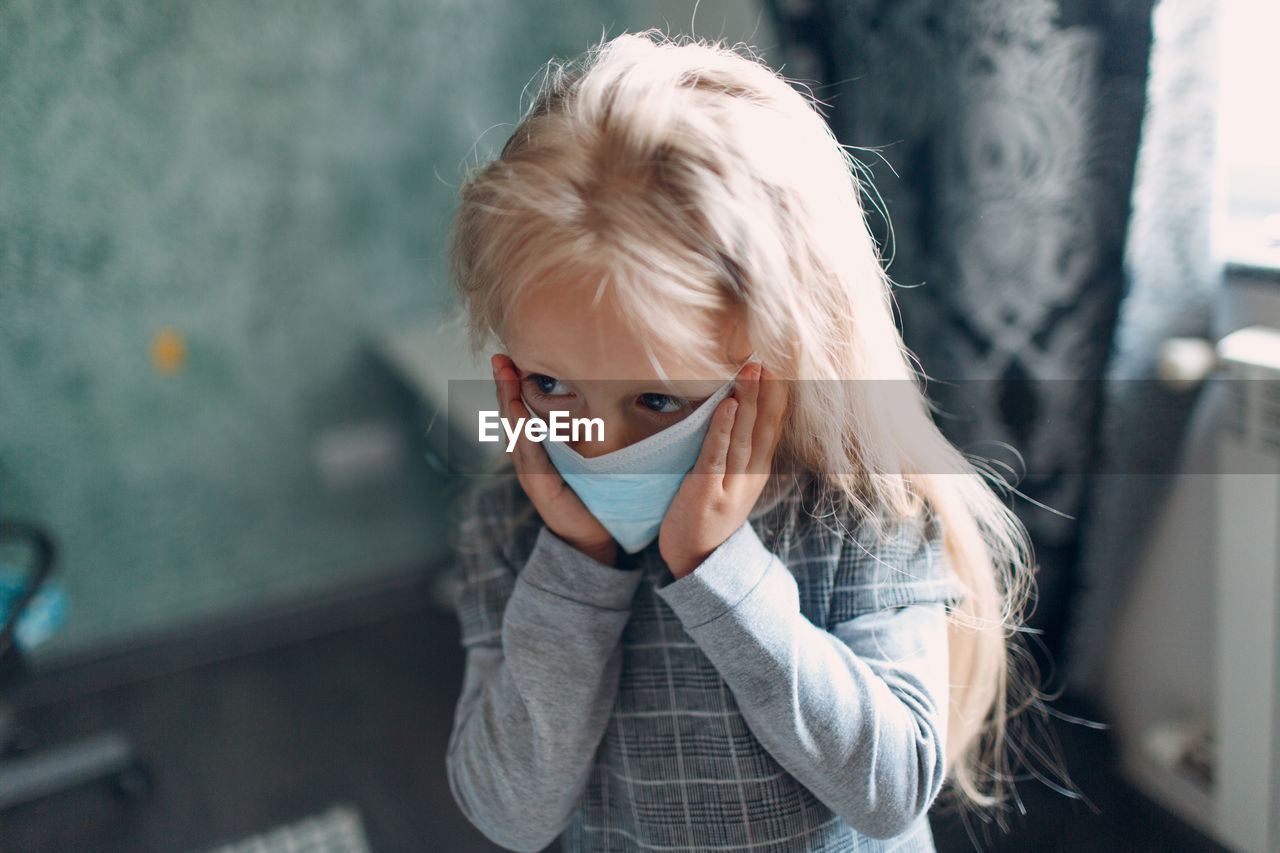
490;358;592;526
492;355;518;408
752;367;785;441
691;396;737;489
725;362;760;475
514;413;559;478
493;369;562;484
748;368;788;475
491;354;512;419
496;359;532;443
492;355;535;478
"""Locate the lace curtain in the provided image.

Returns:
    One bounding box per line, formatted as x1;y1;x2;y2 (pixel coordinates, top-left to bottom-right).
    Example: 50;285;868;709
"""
766;0;1220;695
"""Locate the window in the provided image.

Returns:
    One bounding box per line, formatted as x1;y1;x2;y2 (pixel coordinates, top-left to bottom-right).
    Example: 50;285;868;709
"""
1214;0;1280;274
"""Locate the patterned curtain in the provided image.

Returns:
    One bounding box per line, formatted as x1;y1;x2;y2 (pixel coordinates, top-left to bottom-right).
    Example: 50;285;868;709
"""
764;0;1173;695
1063;0;1221;693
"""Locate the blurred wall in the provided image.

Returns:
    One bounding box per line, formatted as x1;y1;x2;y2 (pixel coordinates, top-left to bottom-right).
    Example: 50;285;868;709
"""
0;0;644;663
648;0;775;53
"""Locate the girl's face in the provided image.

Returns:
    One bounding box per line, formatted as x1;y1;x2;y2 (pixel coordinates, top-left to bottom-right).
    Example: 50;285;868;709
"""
502;280;749;458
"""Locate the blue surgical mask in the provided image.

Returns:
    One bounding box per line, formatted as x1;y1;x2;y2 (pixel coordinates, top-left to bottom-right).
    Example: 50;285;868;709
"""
528;358;752;554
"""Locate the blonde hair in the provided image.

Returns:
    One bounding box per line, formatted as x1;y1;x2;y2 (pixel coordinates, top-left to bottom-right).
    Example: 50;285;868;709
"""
450;28;1069;828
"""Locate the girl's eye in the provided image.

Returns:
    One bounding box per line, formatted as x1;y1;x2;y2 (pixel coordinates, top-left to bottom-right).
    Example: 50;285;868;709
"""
639;393;689;414
531;374;571;396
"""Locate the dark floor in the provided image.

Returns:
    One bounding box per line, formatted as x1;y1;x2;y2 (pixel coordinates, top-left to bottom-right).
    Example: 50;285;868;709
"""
0;577;1228;853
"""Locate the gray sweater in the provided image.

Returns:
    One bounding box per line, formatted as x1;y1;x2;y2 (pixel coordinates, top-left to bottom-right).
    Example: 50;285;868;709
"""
447;472;968;852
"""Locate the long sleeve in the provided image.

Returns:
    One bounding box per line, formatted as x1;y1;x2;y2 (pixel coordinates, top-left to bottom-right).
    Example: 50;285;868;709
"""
653;515;964;841
446;486;645;852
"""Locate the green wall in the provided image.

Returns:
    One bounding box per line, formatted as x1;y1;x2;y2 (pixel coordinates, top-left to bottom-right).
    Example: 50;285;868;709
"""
0;0;640;663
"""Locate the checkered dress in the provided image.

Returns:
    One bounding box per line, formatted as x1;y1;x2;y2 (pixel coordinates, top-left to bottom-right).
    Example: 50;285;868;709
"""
446;470;968;852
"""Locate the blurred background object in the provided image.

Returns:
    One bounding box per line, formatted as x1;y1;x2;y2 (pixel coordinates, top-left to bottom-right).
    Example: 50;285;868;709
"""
0;520;154;812
0;0;669;662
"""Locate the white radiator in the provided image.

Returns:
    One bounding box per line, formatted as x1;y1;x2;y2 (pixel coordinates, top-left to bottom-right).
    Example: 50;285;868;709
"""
1215;325;1280;853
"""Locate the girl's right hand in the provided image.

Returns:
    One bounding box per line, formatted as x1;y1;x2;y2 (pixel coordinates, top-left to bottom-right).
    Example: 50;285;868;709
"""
491;353;618;566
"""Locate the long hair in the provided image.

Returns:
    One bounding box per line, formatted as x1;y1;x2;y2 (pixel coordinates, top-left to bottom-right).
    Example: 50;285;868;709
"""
449;28;1069;825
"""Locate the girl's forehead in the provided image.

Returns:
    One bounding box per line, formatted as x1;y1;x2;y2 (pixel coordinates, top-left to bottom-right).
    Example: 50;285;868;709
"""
502;281;742;384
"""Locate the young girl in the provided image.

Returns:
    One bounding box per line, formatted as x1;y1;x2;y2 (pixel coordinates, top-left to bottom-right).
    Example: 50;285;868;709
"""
445;30;1052;852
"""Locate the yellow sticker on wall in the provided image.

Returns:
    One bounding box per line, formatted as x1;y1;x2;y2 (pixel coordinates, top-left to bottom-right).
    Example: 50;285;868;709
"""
150;327;187;375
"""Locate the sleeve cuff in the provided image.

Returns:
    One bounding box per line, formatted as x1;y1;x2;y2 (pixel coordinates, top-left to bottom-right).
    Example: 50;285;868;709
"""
654;521;777;628
518;525;645;611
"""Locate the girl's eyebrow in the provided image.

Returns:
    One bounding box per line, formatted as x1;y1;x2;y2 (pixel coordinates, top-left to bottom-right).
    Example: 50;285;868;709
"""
508;355;566;378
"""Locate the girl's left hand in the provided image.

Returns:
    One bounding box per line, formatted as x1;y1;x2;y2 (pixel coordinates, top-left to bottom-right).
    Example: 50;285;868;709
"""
659;363;788;579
